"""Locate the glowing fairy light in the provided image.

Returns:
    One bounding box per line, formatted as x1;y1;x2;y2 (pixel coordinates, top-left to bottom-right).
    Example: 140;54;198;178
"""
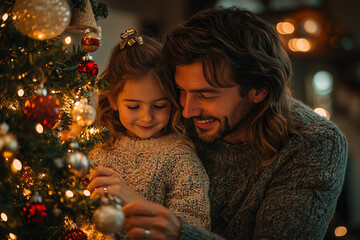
11;159;22;172
2;13;8;21
65;36;72;44
17;88;25;97
83;190;91;197
9;233;17;239
36;123;44;133
1;213;8;221
65;190;74;198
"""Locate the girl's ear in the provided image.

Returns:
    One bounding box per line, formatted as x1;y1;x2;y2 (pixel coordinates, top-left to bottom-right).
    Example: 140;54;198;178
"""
248;88;268;104
107;95;118;110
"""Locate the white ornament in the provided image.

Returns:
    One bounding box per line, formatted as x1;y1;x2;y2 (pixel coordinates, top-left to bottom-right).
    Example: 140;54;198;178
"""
65;151;89;178
93;204;124;234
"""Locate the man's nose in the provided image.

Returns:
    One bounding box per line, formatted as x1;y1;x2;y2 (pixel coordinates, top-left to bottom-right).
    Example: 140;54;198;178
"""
181;95;201;119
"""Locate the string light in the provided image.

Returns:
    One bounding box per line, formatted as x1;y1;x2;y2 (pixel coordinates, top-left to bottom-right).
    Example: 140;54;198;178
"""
11;159;22;172
9;233;17;239
1;212;8;221
36;123;44;133
64;36;72;44
83;190;91;197
17;88;25;97
2;13;8;21
65;190;74;198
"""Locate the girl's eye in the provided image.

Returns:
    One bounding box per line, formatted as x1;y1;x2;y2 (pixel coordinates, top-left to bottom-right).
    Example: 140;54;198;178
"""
154;104;168;109
127;105;139;110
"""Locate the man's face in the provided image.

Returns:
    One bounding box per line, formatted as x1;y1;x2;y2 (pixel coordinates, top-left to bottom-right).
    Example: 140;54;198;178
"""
175;61;254;144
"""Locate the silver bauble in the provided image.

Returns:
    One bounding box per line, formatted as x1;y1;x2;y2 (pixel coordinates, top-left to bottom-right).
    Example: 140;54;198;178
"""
65;151;89;178
93;205;124;234
12;0;70;40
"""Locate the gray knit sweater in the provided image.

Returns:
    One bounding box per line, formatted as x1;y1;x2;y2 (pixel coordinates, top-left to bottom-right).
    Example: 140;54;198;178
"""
85;133;210;239
179;100;347;240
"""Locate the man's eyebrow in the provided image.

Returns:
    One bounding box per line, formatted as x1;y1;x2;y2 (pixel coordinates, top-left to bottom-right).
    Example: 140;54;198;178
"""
176;85;219;93
122;97;168;102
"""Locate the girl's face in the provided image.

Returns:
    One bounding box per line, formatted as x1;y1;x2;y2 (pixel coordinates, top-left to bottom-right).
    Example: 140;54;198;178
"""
110;73;171;139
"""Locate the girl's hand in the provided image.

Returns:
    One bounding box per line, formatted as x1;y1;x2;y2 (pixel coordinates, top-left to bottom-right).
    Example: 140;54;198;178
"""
87;166;146;205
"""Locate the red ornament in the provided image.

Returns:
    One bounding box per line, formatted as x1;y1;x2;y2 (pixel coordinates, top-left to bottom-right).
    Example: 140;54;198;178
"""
64;228;88;240
80;176;90;187
81;31;101;52
22;202;47;225
24;94;61;129
76;59;98;77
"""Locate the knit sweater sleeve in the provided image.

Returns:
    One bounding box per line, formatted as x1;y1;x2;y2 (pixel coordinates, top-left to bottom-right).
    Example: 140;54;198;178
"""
164;143;211;230
253;128;347;239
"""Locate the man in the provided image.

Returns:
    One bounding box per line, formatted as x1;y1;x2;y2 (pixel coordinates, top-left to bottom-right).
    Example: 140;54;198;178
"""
122;7;347;240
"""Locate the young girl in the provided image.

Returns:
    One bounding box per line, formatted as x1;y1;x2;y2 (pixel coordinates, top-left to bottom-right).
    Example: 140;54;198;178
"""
83;29;210;239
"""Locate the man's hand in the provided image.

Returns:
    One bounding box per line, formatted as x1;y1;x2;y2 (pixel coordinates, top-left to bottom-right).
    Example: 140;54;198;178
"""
123;201;182;240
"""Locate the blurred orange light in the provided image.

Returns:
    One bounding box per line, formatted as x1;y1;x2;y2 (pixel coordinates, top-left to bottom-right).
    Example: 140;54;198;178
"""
276;22;295;35
303;18;320;35
334;226;347;237
297;38;311;52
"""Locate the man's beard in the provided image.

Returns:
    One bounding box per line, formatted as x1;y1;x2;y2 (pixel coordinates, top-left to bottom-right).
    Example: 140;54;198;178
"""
194;101;253;143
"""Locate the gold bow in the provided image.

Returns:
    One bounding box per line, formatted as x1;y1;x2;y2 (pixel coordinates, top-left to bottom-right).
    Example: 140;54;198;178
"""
119;29;143;49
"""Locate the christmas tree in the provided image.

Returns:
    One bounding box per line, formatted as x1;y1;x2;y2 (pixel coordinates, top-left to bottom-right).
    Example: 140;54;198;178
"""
0;0;124;239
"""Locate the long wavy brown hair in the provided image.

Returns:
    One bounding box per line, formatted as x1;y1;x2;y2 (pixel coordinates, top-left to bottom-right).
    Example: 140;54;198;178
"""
162;7;301;165
96;35;184;146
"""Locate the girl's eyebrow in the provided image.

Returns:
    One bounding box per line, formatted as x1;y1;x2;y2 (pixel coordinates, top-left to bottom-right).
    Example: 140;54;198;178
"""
122;97;168;102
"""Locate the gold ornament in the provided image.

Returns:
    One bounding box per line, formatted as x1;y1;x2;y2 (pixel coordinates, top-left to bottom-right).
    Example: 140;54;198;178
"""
72;99;96;126
67;0;97;34
119;29;143;50
12;0;71;40
0;123;18;158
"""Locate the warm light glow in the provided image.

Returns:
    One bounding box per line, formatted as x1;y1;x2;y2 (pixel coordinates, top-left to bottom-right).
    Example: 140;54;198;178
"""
303;18;320;35
288;38;298;52
314;108;330;120
12;159;22;172
9;233;17;239
65;190;74;198
288;38;311;52
313;71;333;95
296;38;311;52
1;213;8;221
334;226;347;237
89;128;95;134
36;123;44;133
276;22;295;35
17;88;25;97
83;190;91;197
65;36;72;44
38;33;44;40
2;13;8;21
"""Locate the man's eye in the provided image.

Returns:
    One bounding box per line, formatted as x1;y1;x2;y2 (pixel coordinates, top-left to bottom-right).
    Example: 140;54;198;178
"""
199;93;215;100
127;105;139;110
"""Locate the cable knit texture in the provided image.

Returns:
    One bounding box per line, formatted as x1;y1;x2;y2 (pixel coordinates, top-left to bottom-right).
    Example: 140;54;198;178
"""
81;133;210;239
179;100;347;240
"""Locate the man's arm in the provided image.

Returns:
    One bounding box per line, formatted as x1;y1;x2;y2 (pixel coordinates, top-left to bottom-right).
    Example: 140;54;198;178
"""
254;130;347;239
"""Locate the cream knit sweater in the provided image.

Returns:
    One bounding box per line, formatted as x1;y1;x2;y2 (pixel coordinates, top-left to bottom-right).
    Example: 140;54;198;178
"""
82;133;210;239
